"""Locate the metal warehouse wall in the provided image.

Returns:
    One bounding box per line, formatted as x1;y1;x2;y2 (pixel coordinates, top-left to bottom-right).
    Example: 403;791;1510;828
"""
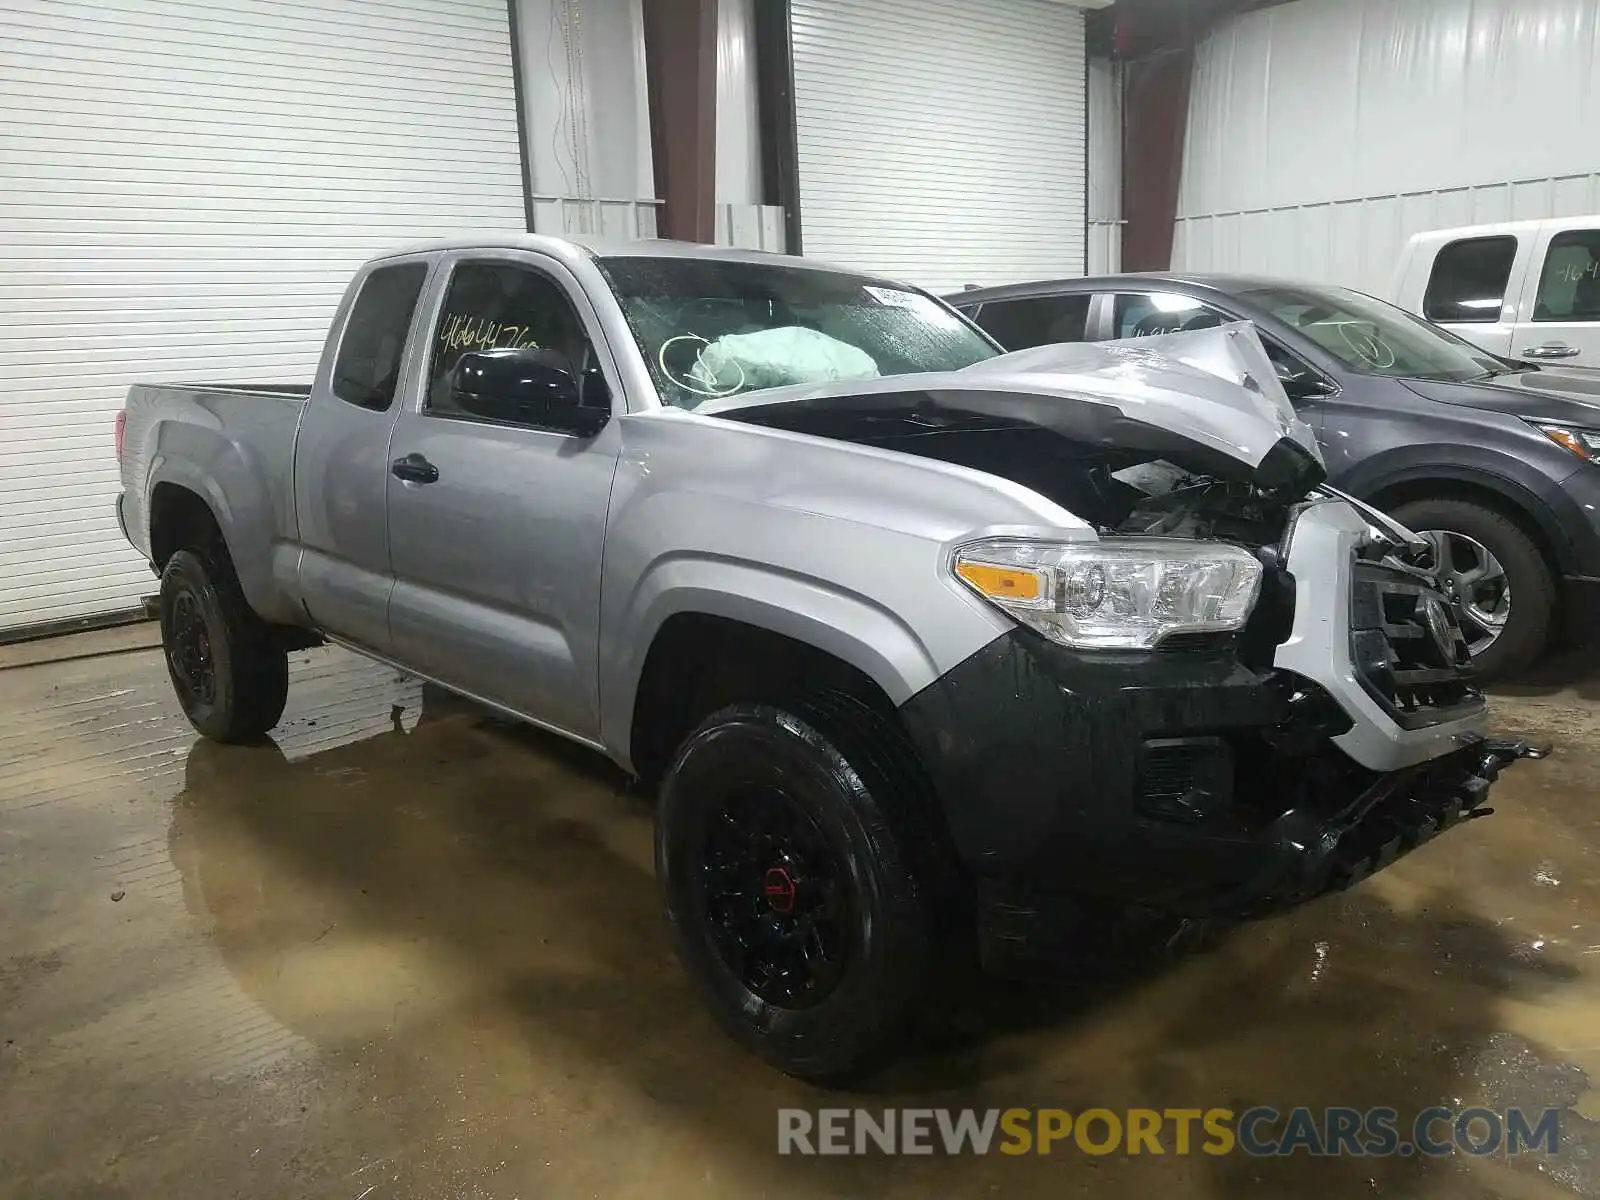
513;0;656;238
1087;56;1123;275
513;0;779;250
1171;0;1600;294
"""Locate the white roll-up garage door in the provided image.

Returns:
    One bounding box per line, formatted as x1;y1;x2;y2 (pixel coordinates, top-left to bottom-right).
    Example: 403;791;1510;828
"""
0;0;527;634
790;0;1087;294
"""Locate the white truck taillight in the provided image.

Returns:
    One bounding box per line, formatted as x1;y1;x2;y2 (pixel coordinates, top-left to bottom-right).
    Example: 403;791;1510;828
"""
114;410;126;461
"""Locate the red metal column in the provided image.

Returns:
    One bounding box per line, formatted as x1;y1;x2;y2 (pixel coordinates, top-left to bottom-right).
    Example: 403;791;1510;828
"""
642;0;718;242
1121;48;1194;272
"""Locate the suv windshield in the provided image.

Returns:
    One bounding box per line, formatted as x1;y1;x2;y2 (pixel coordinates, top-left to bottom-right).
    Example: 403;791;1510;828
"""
1238;284;1508;382
598;256;999;408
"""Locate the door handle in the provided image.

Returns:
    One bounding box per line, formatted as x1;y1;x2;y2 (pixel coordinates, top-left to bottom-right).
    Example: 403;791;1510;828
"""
390;453;439;484
1522;343;1582;359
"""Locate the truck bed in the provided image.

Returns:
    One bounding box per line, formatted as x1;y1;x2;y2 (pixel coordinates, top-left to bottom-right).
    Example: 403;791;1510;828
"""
118;380;309;626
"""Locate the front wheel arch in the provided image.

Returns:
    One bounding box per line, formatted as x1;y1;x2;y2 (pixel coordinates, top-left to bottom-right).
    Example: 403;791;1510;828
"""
1363;475;1564;582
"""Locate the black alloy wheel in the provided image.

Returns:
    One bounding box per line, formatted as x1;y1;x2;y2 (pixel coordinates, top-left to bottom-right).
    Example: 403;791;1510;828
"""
159;548;289;743
699;782;855;1009
656;701;941;1083
166;588;217;710
1389;497;1556;681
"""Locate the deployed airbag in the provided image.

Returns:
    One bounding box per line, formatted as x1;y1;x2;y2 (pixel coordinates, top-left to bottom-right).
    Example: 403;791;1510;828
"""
699;326;881;392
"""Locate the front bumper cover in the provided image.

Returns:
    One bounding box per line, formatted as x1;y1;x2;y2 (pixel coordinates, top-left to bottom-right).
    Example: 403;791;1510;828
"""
1194;735;1544;916
1276;497;1490;771
896;629;1539;968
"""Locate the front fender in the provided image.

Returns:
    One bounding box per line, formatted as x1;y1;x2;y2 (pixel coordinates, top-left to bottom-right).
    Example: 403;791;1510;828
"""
598;553;990;770
1338;443;1593;576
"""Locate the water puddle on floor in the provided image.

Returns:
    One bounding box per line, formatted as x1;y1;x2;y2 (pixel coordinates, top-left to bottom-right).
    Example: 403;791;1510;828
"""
2;642;1598;1198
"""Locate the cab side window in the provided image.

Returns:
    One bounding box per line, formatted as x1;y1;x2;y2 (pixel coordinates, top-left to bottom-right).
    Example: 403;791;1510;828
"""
331;262;428;411
427;261;603;419
1533;230;1600;322
1111;292;1228;339
969;294;1091;350
1423;235;1517;324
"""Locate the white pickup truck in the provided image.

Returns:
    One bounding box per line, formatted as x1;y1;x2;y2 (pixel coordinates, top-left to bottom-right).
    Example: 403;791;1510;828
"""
1390;215;1600;368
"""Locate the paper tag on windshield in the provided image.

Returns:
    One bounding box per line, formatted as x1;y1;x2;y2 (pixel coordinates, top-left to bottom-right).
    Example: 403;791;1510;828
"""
863;286;923;308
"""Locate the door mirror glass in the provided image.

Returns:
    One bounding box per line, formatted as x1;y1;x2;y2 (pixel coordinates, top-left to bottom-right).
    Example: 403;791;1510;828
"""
450;347;607;435
1281;373;1335;401
1260;337;1334;402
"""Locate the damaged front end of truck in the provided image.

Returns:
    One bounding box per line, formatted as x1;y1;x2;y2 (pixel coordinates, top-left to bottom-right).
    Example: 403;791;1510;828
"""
706;323;1542;961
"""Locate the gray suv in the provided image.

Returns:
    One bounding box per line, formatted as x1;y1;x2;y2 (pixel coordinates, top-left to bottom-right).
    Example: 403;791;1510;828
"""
951;273;1600;680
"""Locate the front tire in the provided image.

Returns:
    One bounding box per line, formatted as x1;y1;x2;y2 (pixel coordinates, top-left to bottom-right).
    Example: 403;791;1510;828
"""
159;548;289;742
656;702;937;1084
1389;497;1555;681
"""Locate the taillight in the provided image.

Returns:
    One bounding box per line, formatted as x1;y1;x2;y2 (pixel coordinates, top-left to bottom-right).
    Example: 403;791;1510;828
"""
114;411;126;460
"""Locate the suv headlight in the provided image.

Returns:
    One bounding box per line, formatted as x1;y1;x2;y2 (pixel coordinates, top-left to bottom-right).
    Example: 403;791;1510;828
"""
1538;424;1600;462
951;537;1264;650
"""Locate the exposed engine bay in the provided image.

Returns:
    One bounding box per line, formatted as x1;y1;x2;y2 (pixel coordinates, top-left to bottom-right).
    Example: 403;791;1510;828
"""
718;405;1300;548
1116;468;1293;547
706;321;1328;551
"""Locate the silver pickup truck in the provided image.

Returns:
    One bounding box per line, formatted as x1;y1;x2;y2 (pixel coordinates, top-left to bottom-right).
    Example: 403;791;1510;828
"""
115;235;1533;1082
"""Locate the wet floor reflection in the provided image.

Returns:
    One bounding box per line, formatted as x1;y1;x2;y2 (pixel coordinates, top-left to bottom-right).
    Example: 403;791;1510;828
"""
2;645;1599;1197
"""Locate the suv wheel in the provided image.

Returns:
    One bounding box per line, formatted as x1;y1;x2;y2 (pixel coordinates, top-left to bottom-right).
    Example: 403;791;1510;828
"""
1389;498;1555;681
655;701;938;1083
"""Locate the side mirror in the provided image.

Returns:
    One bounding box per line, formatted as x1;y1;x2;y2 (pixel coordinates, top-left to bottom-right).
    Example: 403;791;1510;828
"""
449;347;609;436
1280;373;1336;402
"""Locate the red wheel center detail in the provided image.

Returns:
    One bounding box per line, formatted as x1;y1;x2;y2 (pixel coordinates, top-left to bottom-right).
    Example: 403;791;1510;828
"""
762;866;797;914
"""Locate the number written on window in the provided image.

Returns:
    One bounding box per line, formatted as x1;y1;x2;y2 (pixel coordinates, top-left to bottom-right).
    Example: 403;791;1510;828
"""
1112;293;1228;339
428;262;598;420
1535;230;1600;322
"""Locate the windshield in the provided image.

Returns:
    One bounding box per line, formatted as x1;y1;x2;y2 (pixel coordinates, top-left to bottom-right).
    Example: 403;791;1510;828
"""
1238;284;1508;382
597;256;999;408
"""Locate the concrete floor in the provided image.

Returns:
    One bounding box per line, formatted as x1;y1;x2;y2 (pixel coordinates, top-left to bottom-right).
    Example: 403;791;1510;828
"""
3;635;1600;1199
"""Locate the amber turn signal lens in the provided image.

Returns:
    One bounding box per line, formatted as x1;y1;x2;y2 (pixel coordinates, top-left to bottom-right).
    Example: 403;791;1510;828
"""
1540;424;1600;461
955;561;1044;602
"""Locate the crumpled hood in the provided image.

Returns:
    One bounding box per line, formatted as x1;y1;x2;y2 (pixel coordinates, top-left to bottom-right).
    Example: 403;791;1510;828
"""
699;322;1325;485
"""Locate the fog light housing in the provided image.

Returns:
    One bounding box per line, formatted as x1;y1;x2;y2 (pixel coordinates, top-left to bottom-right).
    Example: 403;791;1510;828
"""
1138;737;1235;824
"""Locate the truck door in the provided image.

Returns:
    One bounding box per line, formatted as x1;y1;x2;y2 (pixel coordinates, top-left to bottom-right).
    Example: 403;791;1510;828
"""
1415;233;1530;357
384;251;621;744
1513;223;1600;368
293;258;432;652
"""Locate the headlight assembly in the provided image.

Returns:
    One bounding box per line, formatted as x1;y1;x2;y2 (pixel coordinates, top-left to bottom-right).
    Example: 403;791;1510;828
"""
1538;424;1600;462
951;537;1264;650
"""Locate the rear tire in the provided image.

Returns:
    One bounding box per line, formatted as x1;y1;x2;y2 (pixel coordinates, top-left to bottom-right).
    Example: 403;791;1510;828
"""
1389;497;1555;681
159;547;289;742
655;701;938;1084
